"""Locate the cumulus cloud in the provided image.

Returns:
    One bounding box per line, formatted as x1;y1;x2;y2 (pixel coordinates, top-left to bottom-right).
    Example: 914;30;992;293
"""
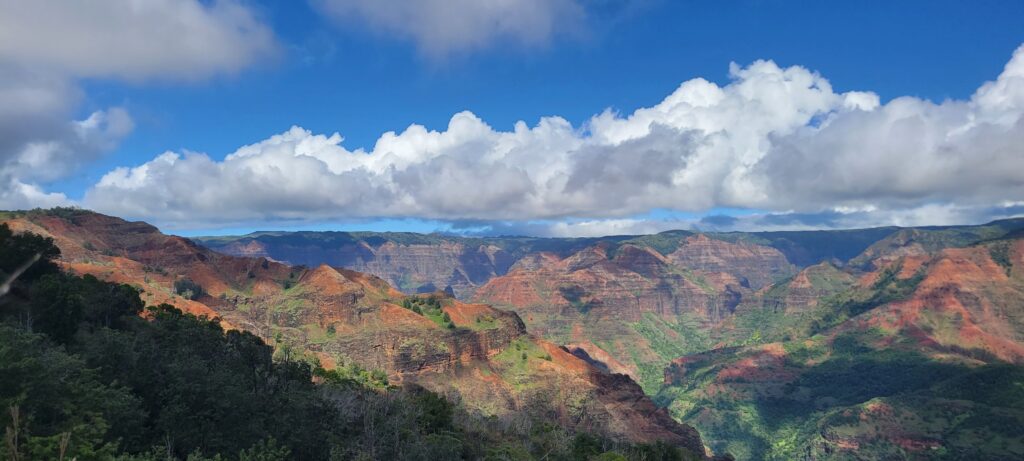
0;0;277;209
312;0;585;58
85;44;1024;233
0;65;135;207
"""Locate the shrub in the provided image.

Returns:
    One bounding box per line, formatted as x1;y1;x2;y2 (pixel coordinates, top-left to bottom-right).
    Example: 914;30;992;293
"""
174;278;205;300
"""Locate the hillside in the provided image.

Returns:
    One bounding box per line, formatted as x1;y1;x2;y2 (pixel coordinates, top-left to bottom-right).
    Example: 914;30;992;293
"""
470;238;795;391
655;237;1024;460
0;208;714;457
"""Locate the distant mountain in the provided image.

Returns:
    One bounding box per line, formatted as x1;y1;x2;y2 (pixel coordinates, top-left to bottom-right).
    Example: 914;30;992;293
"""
196;231;606;298
194;224;911;299
1;208;714;456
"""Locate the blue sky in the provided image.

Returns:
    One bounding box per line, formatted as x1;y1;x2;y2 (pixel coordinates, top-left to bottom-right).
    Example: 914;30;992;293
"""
2;0;1024;236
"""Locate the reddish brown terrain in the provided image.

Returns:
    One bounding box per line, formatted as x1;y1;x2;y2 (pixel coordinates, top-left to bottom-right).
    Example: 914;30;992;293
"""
185;217;1024;459
842;241;1024;362
471;238;795;389
1;210;712;455
657;234;1024;459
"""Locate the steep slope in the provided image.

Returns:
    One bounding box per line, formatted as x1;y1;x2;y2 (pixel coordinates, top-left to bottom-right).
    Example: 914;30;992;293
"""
759;262;857;314
472;241;789;391
654;239;1024;460
663;234;796;289
0;209;713;455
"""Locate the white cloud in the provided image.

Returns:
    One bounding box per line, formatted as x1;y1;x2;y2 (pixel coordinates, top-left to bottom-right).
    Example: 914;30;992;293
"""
542;218;688;238
0;0;278;81
0;65;135;207
85;45;1024;232
312;0;585;58
0;177;70;210
0;0;278;209
755;47;1024;211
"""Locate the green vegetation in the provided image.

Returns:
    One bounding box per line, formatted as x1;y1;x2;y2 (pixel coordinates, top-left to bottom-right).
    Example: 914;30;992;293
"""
629;313;711;392
610;230;693;257
173;277;205;300
471;313;500;331
315;360;391;389
988;240;1014;274
811;262;924;333
656;332;1024;460
650;243;1024;460
0;223;705;460
402;296;455;329
493;339;557;389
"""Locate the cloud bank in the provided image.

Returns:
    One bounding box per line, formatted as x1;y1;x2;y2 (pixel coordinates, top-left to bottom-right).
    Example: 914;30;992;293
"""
0;0;277;208
84;45;1024;233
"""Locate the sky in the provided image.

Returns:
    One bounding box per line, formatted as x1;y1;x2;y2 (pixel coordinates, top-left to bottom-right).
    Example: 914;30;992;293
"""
1;0;1023;237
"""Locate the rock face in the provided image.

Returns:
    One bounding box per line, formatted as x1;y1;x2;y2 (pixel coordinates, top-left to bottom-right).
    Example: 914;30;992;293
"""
471;241;791;391
665;234;795;289
2;210;713;455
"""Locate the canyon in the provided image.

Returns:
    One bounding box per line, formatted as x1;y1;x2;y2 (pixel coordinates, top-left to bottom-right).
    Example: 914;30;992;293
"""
201;216;1024;460
7;208;1024;459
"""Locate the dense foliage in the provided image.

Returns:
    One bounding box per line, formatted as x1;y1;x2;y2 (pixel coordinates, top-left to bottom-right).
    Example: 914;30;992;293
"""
172;278;206;300
401;295;457;328
0;224;700;460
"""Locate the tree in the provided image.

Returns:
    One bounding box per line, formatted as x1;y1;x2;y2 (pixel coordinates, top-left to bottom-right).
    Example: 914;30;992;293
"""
173;278;205;300
27;274;84;342
0;223;60;284
238;437;291;461
0;325;143;460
